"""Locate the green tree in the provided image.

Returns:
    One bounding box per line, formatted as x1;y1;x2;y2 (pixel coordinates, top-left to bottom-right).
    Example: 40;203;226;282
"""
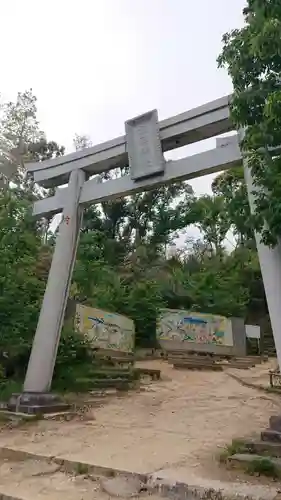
0;90;66;386
188;194;230;254
0;189;45;377
0;89;43;187
211;168;254;245
218;0;281;246
0;90;64;193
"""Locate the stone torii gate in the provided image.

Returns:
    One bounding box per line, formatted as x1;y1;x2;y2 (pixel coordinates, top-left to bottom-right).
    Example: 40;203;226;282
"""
10;95;281;412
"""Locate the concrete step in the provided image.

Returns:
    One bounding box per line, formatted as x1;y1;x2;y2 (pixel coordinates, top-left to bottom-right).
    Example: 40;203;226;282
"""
1;453;280;500
75;378;133;390
228;453;281;476
261;429;281;443
168;356;216;364
234;356;260;362
88;370;135;380
7;402;70;415
244;440;281;457
269;415;281;432
219;363;253;369
133;368;161;380
173;363;223;371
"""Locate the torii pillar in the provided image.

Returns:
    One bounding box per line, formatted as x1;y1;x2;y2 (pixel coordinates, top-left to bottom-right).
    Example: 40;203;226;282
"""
8;169;86;413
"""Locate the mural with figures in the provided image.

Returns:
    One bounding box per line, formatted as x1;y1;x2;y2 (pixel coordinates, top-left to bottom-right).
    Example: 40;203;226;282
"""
157;309;233;346
75;304;134;352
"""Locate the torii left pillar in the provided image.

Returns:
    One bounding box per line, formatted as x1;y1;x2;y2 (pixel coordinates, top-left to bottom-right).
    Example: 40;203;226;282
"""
8;169;86;414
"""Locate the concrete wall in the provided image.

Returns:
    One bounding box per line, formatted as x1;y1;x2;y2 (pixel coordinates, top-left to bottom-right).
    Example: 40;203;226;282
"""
157;309;246;356
75;303;135;353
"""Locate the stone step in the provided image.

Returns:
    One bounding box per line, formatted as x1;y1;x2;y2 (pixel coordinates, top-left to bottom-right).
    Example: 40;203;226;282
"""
234;356;260;362
219;363;253;369
168;356;216;365
88;370;135;380
167;352;228;361
133;368;161;380
173;363;223;371
269;415;281;432
228;453;281;476
244;440;281;458
93;355;134;363
75;378;133;390
261;429;281;443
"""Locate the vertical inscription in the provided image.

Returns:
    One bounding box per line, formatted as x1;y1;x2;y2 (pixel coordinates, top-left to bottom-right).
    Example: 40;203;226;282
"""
125;110;164;181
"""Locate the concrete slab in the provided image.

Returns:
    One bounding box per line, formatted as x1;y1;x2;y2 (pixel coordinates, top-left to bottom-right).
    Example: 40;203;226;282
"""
270;416;281;432
262;430;281;443
0;411;39;421
100;476;144;497
0;448;280;500
7;393;70;415
244;440;281;457
148;469;280;500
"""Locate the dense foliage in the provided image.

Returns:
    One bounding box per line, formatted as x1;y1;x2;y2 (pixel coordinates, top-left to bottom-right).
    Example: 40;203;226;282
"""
218;0;281;246
1;1;280;394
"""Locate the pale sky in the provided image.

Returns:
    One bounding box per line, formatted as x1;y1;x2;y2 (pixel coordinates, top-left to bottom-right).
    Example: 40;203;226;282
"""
1;0;246;243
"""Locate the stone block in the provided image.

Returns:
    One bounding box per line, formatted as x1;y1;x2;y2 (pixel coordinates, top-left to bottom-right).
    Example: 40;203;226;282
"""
7;393;70;415
269;416;281;432
244;440;281;457
100;476;144;497
261;429;281;443
0;410;38;421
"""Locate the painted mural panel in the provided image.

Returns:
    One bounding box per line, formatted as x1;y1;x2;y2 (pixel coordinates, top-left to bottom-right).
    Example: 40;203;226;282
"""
75;304;135;352
157;309;233;347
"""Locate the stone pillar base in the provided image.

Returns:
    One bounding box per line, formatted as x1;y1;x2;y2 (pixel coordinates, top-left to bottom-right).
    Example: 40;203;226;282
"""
260;415;281;443
7;392;70;415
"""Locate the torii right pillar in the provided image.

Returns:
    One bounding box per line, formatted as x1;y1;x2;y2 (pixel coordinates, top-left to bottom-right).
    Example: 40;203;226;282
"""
244;152;281;438
243;146;281;369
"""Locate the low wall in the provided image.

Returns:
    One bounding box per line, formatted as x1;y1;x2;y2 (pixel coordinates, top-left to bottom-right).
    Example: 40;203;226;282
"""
75;303;135;353
157;309;246;357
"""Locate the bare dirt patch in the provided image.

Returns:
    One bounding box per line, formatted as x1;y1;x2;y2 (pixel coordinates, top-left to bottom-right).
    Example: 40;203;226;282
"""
0;457;165;500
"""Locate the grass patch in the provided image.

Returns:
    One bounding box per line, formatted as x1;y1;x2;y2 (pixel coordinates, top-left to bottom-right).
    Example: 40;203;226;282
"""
218;439;281;479
75;462;89;475
218;438;248;463
246;457;279;478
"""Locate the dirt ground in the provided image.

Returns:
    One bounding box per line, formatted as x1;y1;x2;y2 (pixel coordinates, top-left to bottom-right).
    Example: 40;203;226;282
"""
0;458;165;500
0;360;280;496
227;357;278;389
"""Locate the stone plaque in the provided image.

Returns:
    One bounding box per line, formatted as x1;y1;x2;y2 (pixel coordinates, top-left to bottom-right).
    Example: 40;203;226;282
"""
125;110;164;180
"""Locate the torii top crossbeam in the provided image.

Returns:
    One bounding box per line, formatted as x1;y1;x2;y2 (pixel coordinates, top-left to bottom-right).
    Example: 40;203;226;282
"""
27;94;233;188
